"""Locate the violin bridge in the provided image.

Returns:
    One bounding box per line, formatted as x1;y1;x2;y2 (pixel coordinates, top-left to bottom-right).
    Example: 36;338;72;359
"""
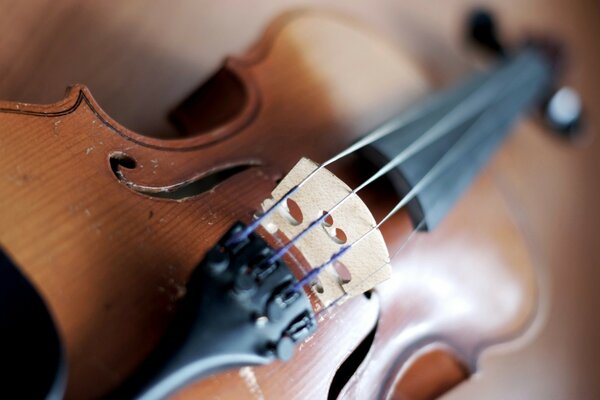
260;158;391;307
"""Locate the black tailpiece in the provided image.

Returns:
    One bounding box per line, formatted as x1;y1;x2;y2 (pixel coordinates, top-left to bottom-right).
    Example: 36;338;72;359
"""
111;222;316;400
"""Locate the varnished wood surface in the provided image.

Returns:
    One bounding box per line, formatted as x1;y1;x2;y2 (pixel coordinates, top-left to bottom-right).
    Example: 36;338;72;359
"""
0;1;599;399
0;8;536;400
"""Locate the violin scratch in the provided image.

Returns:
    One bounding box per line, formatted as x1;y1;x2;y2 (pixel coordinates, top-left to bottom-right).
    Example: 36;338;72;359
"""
239;367;265;400
53;119;62;135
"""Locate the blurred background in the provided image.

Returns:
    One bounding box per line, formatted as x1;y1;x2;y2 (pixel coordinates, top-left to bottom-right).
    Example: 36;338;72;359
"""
1;1;598;399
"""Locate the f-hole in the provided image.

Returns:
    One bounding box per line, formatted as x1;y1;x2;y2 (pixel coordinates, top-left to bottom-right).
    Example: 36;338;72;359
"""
328;298;379;399
109;152;259;200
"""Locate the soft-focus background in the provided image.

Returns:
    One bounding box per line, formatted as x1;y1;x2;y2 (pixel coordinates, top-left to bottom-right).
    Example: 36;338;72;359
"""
1;1;598;399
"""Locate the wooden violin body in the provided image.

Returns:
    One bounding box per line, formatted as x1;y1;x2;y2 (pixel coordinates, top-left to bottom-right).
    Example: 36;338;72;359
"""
0;11;542;400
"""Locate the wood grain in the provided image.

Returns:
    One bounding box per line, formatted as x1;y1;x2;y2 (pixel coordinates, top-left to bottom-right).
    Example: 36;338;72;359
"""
0;11;536;399
0;1;598;399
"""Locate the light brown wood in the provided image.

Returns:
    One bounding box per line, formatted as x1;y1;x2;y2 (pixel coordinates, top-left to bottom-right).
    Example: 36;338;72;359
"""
392;347;469;400
261;157;391;305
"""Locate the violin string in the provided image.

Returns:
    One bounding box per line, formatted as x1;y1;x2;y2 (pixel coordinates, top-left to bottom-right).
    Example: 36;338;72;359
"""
225;76;465;246
314;86;523;316
293;61;536;292
265;56;526;267
318;60;543;316
230;56;523;247
315;218;426;319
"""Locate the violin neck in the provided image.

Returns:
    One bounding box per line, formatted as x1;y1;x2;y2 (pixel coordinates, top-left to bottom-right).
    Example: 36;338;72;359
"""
361;47;553;230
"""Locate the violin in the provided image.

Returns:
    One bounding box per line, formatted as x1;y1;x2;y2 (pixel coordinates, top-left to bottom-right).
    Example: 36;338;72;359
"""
0;6;586;400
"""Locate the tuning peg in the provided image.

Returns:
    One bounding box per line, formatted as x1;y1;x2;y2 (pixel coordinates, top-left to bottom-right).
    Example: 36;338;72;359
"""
467;9;506;56
467;8;584;139
542;86;583;138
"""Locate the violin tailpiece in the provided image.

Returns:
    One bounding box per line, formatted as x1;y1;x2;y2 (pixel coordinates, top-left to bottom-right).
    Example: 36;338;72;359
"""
111;222;317;399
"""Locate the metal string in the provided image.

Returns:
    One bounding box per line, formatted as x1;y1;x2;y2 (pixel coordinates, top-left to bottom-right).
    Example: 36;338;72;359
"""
314;78;530;316
293;61;536;292
264;56;528;267
224;75;465;246
228;58;518;247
